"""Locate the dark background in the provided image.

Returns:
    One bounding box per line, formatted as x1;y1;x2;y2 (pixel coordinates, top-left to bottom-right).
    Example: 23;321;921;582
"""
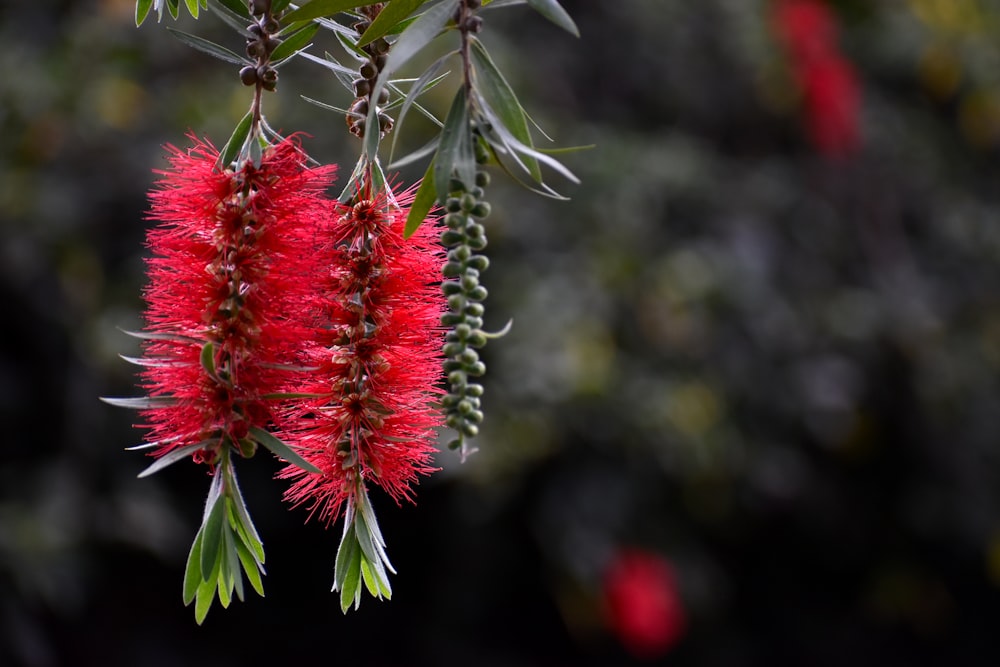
4;0;1000;664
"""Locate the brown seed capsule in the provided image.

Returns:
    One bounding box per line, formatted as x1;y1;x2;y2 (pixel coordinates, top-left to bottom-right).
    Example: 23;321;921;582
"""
353;20;371;34
463;16;483;33
263;18;279;34
372;38;390;55
353;78;371;97
239;65;258;86
360;62;377;80
246;40;263;59
374;54;387;70
377;87;390;105
264;37;281;54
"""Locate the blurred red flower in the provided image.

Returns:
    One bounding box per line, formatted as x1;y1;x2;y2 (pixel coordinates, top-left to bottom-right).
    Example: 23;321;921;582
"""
772;0;861;158
603;549;687;659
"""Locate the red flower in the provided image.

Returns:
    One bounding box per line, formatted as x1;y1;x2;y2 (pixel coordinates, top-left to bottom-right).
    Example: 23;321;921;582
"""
603;549;687;659
772;0;861;158
138;136;336;463
278;182;445;524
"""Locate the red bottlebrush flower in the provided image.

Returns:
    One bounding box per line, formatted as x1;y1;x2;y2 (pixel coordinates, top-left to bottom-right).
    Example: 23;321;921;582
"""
603;549;687;659
772;0;861;159
277;182;445;525
138;135;336;464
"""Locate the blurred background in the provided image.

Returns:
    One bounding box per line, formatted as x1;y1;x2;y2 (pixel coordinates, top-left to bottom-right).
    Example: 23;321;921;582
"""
4;0;1000;664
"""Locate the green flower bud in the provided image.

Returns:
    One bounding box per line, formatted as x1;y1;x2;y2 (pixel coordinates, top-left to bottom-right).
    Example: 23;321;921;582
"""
467;223;485;239
443;360;464;372
451;245;472;261
460;422;479;438
461;274;479;291
441;313;464;326
457;399;473;415
443;342;464;357
464;302;485;318
446;197;462;212
441;280;463;295
455;323;472;339
441;230;464;247
445;212;465;230
447;293;466;311
448;370;467;386
467;330;488;348
460;193;477;212
471;202;491;219
467;361;487;376
443;261;463;277
467;236;487;251
460;349;479;365
445;413;462;429
468;255;490;272
468;285;488;301
466;383;485;397
467;409;484;424
475;170;490;187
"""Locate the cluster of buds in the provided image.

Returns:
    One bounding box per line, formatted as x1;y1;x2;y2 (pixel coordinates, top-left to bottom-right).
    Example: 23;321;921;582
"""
439;141;492;457
239;0;281;91
346;6;394;138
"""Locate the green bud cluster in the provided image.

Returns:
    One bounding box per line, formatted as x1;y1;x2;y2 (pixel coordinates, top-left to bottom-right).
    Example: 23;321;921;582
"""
440;165;492;457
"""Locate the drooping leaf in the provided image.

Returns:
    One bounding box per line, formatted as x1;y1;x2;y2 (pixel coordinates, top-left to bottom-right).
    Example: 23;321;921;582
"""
167;0;181;20
469;38;540;181
200;493;227;576
405;159;437;238
184;0;200;18
283;0;382;23
219;111;254;169
135;441;209;478
476;92;579;183
357;0;423;47
165;27;249;65
182;529;204;605
193;556;220;624
234;535;265;597
336;527;363;612
435;87;475;198
136;0;155;26
223;465;265;563
525;0;578;37
389;52;450;159
271;21;320;63
365;0;459;159
248;425;321;473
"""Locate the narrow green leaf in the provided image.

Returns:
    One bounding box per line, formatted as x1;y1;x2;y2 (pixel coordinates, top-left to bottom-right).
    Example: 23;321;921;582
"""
224;467;265;563
100;396;177;410
235;537;265;597
359;555;380;597
389;52;450;160
357;0;423;47
525;0;579;37
213;0;250;19
404;160;437;238
193;574;216;624
469;38;540;181
270;22;320;63
167;0;181;20
165;28;248;65
283;0;382;23
136;0;154;25
365;0;459;159
272;0;292;13
219;111;254;169
182;529;204;605
435;87;475;198
353;513;380;567
249;425;320;473
200;493;226;576
337;531;362;612
135;441;207;478
199;341;216;378
208;0;252;33
184;0;200;18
